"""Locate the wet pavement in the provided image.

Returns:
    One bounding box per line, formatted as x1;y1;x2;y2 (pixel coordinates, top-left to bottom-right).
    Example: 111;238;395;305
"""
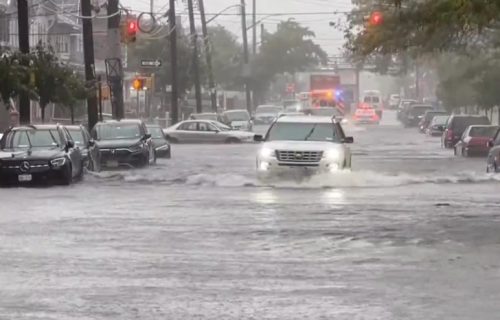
1;111;500;319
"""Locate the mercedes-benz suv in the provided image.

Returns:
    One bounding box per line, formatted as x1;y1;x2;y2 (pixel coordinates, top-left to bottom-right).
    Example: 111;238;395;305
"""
254;116;353;179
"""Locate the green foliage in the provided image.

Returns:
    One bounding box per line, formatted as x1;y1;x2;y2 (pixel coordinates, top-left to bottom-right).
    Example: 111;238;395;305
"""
0;51;35;108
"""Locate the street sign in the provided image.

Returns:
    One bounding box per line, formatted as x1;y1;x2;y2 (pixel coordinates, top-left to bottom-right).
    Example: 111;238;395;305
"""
141;59;162;68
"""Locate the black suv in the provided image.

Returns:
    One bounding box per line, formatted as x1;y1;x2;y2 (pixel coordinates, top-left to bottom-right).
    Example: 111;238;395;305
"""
442;115;491;149
487;128;500;173
91;119;155;169
0;124;83;185
67;125;101;172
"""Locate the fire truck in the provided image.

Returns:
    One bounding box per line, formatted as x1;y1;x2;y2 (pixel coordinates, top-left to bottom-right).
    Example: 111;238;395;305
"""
298;75;346;115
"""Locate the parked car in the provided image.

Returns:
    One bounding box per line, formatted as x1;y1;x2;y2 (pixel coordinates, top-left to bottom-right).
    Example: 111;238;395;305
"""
253;105;283;124
426;115;449;137
486;128;500;173
146;124;171;159
254;115;353;180
418;110;449;133
190;113;220;122
442;115;491;149
0;124;83;185
388;94;401;109
454;125;499;157
402;104;434;127
164;120;255;144
397;99;418;121
221;110;253;131
67;125;101;172
91;119;155;169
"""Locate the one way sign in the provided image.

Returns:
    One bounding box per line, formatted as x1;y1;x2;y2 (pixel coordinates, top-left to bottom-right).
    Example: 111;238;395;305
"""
141;59;162;68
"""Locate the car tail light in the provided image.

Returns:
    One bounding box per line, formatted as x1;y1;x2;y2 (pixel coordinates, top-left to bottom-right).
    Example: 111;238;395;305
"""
447;129;453;140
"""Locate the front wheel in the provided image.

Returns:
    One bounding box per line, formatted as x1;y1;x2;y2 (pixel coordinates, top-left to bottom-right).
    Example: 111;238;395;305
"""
225;137;241;144
60;164;73;186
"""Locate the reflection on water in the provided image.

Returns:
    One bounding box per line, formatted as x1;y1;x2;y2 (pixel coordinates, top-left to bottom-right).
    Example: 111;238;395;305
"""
320;189;346;208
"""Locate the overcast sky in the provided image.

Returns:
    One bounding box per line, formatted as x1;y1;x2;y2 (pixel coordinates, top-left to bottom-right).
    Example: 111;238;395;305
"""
123;0;353;55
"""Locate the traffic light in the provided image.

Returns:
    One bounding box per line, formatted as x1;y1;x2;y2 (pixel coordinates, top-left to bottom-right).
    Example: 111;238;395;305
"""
121;19;138;43
132;78;145;91
369;11;383;26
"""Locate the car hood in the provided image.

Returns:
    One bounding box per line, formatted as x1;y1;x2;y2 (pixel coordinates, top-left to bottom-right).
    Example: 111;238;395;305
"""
0;148;63;160
262;140;342;151
96;139;141;149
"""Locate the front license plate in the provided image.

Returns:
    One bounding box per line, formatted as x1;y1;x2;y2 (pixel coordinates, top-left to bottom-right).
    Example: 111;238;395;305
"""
106;160;119;168
18;174;32;182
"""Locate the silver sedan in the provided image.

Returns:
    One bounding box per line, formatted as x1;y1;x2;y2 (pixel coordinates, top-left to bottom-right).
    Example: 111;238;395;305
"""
163;120;255;144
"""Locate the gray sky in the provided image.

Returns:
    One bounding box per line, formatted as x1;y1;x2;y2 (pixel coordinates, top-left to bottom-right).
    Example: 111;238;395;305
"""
123;0;353;55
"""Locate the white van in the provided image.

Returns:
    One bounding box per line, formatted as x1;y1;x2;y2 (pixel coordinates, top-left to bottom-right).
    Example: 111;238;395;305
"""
362;90;384;118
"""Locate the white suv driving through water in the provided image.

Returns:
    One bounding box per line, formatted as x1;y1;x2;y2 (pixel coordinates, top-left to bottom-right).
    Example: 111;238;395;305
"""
255;115;353;179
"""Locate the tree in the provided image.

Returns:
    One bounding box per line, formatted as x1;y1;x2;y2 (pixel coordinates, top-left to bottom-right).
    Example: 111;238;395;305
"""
56;69;90;124
252;20;328;102
0;51;34;109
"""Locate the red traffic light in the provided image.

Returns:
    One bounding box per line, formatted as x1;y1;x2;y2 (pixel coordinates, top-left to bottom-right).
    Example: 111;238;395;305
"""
369;11;383;26
127;21;137;35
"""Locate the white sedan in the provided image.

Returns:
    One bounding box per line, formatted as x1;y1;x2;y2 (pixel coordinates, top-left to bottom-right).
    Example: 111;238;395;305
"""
164;120;255;144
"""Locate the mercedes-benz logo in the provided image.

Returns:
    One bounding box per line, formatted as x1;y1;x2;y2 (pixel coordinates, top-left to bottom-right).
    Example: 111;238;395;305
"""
295;153;303;159
20;161;30;173
111;149;116;155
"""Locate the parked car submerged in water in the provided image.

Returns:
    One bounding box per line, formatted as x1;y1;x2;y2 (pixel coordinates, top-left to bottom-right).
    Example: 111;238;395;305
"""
454;125;499;157
164;120;255;144
67;125;101;172
253;105;283;124
442;115;491;149
486;128;500;173
221;110;253;131
146;124;171;159
426;115;449;137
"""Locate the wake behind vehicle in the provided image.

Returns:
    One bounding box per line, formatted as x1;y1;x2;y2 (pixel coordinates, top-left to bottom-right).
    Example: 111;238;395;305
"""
146;124;171;159
164;120;254;144
221;109;253;132
442;115;491;149
255;115;353;180
0;124;83;185
253;105;284;124
454;125;499;157
67;125;101;172
92;119;155;169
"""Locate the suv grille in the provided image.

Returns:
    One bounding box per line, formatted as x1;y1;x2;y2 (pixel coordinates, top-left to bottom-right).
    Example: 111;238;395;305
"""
276;150;323;162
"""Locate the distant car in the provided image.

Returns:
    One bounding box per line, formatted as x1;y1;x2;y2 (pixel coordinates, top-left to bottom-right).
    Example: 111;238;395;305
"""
402;104;434;127
388;94;400;109
254;105;283;124
221;110;253;131
397;99;418;121
92;119;156;169
362;90;384;118
190;113;220;122
486;128;500;173
0;124;83;185
353;104;380;124
426;115;449;137
254;115;353;180
146;124;171;159
164;120;255;144
67;125;101;172
418;110;449;133
454;125;499;157
442;115;491;149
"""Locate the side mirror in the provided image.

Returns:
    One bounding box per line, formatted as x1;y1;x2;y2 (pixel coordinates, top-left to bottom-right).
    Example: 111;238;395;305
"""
488;139;494;148
342;137;354;144
88;139;95;147
254;134;264;142
66;140;75;150
143;133;152;140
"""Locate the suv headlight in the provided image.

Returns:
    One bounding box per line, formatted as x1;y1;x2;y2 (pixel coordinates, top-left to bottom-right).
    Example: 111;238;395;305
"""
259;147;275;158
156;144;170;150
129;144;143;152
324;149;341;161
51;157;67;168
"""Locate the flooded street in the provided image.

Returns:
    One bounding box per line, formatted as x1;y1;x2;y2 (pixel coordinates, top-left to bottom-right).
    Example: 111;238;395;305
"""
1;111;500;319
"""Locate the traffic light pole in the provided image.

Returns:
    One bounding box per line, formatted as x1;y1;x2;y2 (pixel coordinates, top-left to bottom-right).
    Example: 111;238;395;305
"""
81;0;99;130
108;0;124;120
199;0;218;112
17;0;30;124
169;0;179;124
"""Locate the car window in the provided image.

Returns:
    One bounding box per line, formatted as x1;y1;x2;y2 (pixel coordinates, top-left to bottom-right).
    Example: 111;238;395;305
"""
198;122;216;132
9;129;62;149
469;126;499;137
178;122;198;131
147;126;164;139
68;129;86;147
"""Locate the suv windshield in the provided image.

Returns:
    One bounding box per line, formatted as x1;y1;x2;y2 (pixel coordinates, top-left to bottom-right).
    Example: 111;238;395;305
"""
96;123;141;140
223;111;250;121
267;122;339;142
67;129;85;147
5;129;61;149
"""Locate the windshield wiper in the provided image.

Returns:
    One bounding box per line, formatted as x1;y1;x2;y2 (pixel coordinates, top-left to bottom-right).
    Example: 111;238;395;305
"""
304;125;317;141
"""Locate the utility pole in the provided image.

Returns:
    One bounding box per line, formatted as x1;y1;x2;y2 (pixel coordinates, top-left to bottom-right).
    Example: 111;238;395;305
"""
187;0;202;113
17;0;30;124
252;0;257;55
169;0;179;124
81;0;99;130
415;60;420;101
260;23;264;46
199;0;217;112
240;0;252;113
107;0;124;119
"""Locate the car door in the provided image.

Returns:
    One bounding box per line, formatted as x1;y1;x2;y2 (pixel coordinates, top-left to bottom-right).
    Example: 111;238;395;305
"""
175;121;198;143
196;122;223;143
62;128;81;177
83;127;100;170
